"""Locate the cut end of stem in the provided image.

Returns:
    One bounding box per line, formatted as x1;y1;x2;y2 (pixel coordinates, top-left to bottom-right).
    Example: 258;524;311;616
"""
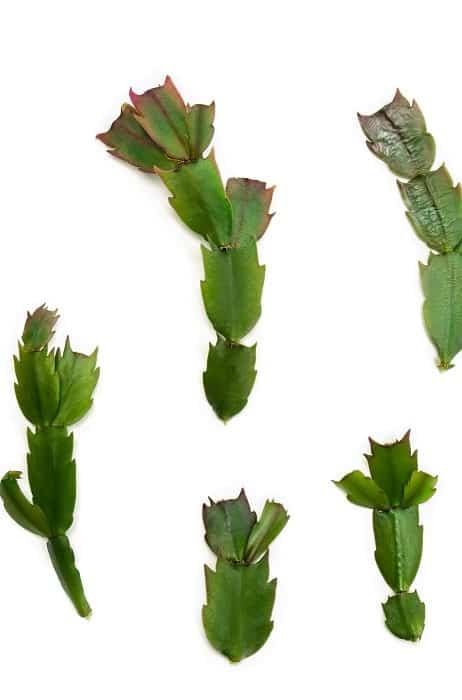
47;535;92;619
438;358;454;371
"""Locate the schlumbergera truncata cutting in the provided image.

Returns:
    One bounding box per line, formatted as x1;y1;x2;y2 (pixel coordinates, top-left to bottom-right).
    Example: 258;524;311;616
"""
0;307;99;617
202;490;288;661
334;432;437;641
359;90;462;369
98;76;274;421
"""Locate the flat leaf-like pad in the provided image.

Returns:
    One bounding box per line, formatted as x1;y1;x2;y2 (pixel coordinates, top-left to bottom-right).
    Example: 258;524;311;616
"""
402;471;437;507
203;338;256;421
54;340;99;426
27;427;75;535
383;591;425;641
203;490;256;561
420;251;462;369
366;432;417;507
226;178;274;246
130;76;191;161
334;470;390;509
373;506;422;593
159;152;233;247
358;90;435;179
97;103;176;172
398;165;462;253
245;501;289;563
201;241;265;341
203;554;276;662
0;471;51;537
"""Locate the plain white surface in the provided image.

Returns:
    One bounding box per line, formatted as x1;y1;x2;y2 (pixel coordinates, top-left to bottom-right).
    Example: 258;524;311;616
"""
0;0;461;696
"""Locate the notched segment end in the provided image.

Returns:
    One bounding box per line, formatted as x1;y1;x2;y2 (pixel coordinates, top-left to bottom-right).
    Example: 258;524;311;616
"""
358;90;435;178
22;305;59;351
245;499;289;563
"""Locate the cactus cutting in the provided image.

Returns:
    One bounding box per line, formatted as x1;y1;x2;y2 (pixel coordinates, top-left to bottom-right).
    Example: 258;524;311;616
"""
359;90;462;369
202;490;288;661
334;431;437;641
98;76;274;421
0;306;99;617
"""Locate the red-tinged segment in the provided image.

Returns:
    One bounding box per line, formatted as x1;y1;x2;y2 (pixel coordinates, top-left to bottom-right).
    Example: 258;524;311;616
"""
226;178;275;246
97;103;176;172
130;76;191;161
358;89;435;179
22;305;59;351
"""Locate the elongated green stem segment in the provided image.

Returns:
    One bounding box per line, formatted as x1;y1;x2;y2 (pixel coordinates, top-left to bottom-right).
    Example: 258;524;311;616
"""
98;78;274;420
334;432;436;641
359;91;462;368
202;491;288;661
47;535;91;618
0;308;99;617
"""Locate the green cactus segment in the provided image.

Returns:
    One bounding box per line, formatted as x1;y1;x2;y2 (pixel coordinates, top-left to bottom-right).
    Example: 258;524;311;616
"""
14;345;60;426
96;103;176;172
366;432;417;507
420;252;462;369
334;470;390;509
27;427;76;535
186;103;215;160
201;242;265;341
0;472;51;537
203;554;276;663
99;77;273;419
159;152;233;247
334;432;436;641
360;91;462;368
202;491;287;661
383;592;425;641
398;165;462;253
373;507;422;592
15;345;99;429
203;338;256;421
358;90;435;179
245;501;289;564
47;535;91;618
203;490;257;562
22;305;58;351
54;340;99;426
226;178;274;246
402;471;438;507
1;307;98;616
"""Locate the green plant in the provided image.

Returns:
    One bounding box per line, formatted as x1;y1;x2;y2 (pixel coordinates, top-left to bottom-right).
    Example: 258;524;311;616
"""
359;90;462;368
202;490;288;661
97;76;274;421
0;306;99;617
334;431;437;641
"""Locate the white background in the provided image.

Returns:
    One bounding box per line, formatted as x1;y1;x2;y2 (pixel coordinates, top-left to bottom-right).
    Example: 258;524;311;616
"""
0;0;460;697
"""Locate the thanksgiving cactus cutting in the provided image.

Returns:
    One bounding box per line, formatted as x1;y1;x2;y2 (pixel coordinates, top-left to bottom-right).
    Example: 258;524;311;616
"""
334;431;437;641
202;490;288;661
0;306;99;617
359;90;462;368
98;76;274;420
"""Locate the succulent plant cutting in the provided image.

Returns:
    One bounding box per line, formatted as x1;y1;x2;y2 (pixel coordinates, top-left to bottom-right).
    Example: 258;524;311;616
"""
359;90;462;369
98;76;274;421
334;431;437;641
202;490;288;661
0;306;99;617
